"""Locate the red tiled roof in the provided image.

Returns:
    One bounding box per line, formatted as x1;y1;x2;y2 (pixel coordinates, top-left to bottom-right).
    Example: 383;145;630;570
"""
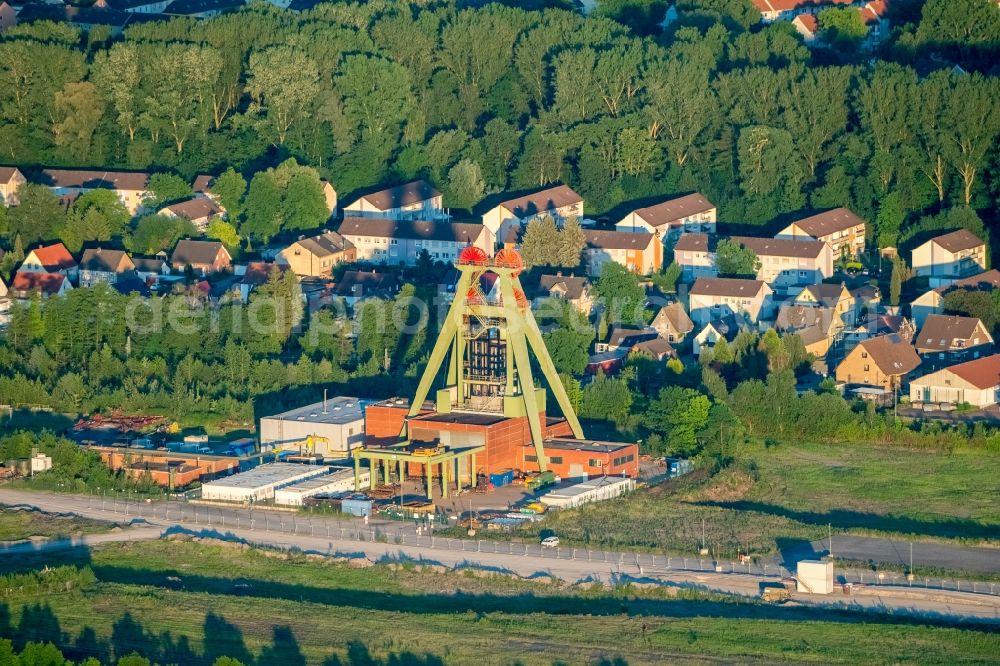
28;242;76;271
795;13;818;32
944;354;1000;390
12;271;66;295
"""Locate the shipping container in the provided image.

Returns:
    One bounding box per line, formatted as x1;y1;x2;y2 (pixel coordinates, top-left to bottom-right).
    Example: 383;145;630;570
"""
341;496;373;517
489;469;514;487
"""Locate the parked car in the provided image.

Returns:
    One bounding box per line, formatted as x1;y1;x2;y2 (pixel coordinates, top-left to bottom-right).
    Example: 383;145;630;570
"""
541;535;560;548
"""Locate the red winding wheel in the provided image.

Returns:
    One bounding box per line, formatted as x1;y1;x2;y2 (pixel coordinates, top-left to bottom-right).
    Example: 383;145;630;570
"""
494;248;524;276
458;246;489;265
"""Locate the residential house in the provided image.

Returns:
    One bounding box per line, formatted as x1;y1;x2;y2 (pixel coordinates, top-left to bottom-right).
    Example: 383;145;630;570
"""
909;354;1000;408
132;255;170;281
37;168;151;214
10;272;72;299
673;233;714;281
169;239;231;275
334;270;401;307
776;304;843;358
841;314;916;354
776;208;866;258
859;0;889;45
20;242;78;282
338;218;488;266
319;179;337;215
835;333;920;398
730;236;833;291
913;314;993;370
342;180;443;220
0;166;25;205
159;196;223;232
794;283;856;327
692;314;744;357
910;270;1000;327
78;248;135;287
650;302;695;343
585;348;629;375
583;229;662;277
792;13;818;41
596;327;659;353
481;184;584;250
629;337;677;362
276;230;356;278
537;273;594;315
911;229;987;284
240;261;288;303
192;174;215;197
688;277;775;325
0;2;15;32
615;192;716;239
11;5;153;33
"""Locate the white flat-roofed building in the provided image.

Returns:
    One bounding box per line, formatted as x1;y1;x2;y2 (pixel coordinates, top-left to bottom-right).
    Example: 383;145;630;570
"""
539;476;636;509
200;463;330;503
273;466;370;506
259;397;366;456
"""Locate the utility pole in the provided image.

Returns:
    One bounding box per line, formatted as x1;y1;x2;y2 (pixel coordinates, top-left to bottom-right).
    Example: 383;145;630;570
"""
828;523;833;558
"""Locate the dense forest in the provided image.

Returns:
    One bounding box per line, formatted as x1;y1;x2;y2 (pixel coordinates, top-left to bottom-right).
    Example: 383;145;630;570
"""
0;0;997;242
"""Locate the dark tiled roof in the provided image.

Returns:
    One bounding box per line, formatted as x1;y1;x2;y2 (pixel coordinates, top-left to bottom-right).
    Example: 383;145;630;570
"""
294;230;353;257
674;233;709;252
790;208;865;238
79;248;133;273
651;303;694;335
338;218;484;244
39;168;149;191
162;197;221;220
334;271;400;298
731;236;826;259
690;277;767;298
630;193;714;227
915;315;990;352
583;229;654;251
496;184;582;218
354;180;440;211
857;334;921;376
539;274;589;301
930;229;984;253
170;239;229;267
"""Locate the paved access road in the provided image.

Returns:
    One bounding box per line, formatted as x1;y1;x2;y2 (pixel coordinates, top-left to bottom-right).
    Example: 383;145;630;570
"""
812;535;1000;575
2;489;1000;624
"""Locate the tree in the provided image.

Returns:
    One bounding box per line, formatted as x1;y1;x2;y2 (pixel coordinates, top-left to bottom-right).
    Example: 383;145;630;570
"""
282;171;329;232
336;54;412;139
715;239;760;277
92;42;141;141
580;372;633;424
246;46;321;145
213;168;246;221
737;125;804;222
128;215;196;254
241;171;282;242
52;81;103;161
889;257;904;307
557;216;587;268
819;7;868;47
519;216;560;268
943;289;1000;334
206;219;240;251
644;386;711;456
874;191;904;248
7;184;65;244
594;262;645;325
446;159;486;210
145;173;193;209
61;189;130;253
543;327;594;376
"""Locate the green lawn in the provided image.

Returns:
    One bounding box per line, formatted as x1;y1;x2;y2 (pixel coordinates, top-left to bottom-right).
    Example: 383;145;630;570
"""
0;507;118;542
514;441;1000;558
1;539;997;665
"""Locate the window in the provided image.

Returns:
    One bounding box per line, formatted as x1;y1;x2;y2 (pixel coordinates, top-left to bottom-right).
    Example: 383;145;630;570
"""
525;455;537;462
588;459;603;468
549;456;563;464
864;364;870;372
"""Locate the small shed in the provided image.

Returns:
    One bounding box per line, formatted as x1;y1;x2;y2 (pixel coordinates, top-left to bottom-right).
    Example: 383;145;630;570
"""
796;560;834;594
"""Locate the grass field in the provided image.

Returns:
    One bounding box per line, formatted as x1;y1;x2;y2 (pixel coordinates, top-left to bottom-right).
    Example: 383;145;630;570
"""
0;507;118;542
1;538;998;665
514;441;1000;558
